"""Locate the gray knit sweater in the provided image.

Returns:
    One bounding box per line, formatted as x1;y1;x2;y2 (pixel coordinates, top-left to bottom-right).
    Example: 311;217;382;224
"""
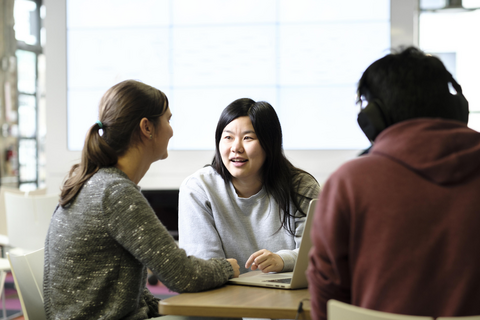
44;167;233;320
179;166;320;274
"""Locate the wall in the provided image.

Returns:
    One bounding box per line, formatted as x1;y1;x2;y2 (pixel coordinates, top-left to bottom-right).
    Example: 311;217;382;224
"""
44;0;418;193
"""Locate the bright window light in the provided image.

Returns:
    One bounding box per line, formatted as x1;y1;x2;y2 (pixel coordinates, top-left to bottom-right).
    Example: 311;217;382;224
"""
66;0;390;151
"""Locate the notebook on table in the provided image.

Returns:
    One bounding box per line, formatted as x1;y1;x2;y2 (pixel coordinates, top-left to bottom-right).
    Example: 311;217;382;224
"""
228;199;318;290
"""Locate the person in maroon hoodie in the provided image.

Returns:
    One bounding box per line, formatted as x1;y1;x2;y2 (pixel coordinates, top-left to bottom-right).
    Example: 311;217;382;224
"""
307;46;480;320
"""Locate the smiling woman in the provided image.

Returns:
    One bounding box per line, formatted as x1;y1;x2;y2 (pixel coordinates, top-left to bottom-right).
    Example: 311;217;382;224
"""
178;98;321;274
219;116;266;198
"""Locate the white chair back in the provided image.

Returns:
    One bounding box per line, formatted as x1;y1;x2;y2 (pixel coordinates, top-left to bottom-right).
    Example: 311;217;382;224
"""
7;248;46;320
1;257;11;319
0;268;6;319
0;187;47;241
327;300;434;320
0;258;9;272
0;268;6;295
4;193;58;253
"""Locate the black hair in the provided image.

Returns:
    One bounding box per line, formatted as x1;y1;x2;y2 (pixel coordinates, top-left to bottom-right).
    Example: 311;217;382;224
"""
212;98;317;235
357;46;468;124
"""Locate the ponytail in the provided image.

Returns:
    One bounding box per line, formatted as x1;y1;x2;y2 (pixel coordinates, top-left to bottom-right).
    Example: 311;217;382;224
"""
59;122;118;206
59;80;168;207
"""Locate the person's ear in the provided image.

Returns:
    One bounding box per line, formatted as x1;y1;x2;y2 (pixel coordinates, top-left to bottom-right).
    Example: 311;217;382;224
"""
139;118;154;140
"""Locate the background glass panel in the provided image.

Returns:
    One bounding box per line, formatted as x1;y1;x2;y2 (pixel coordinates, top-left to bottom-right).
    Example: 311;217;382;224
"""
19;182;38;192
14;0;38;45
66;0;390;151
172;25;276;87
280;86;369;149
16;50;37;94
420;9;480;131
67;0;170;28
173;0;277;25
18;94;37;138
170;86;277;150
279;0;389;22
19;139;37;182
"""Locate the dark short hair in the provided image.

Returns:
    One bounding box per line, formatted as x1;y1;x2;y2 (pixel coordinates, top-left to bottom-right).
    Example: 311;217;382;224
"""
357;46;466;124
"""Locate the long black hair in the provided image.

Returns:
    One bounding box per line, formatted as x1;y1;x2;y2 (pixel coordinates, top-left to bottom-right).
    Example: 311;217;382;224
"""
212;98;316;235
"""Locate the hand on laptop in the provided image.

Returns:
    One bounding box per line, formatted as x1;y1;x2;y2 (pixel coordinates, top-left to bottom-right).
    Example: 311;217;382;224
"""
227;258;240;278
245;249;284;273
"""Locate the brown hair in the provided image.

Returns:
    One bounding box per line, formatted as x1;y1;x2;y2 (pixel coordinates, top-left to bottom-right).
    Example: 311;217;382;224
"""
59;80;169;207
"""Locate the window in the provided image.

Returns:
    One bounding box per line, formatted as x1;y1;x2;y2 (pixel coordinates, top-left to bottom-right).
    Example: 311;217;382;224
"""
13;0;45;190
419;0;480;131
66;0;391;151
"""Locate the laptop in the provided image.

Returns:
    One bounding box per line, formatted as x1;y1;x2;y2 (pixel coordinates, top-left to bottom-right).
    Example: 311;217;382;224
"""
228;199;317;289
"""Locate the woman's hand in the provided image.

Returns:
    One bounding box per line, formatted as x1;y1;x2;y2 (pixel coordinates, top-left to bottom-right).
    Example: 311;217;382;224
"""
227;258;240;278
245;249;284;273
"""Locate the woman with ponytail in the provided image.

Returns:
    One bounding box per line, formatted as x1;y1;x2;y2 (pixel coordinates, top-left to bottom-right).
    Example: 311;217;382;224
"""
43;80;239;320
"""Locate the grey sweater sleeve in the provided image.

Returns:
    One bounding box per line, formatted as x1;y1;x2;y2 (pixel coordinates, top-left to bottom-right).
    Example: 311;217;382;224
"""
178;175;228;260
104;182;233;293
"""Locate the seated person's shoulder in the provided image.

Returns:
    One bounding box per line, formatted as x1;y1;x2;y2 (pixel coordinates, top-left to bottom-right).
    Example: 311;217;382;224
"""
93;167;139;197
326;155;386;186
181;166;225;191
340;153;385;172
293;170;320;190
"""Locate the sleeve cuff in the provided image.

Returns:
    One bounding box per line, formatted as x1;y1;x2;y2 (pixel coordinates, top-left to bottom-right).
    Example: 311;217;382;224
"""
277;251;296;272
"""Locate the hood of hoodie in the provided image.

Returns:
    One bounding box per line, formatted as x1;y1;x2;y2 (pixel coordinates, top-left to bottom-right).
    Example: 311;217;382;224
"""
370;118;480;185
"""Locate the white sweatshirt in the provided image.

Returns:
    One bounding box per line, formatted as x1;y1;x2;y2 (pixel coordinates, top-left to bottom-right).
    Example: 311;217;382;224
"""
178;166;320;274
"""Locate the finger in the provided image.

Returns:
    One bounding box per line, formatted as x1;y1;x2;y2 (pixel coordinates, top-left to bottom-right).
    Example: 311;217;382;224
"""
261;264;276;273
256;258;274;272
245;256;255;268
245;250;264;268
258;255;283;273
253;252;270;267
260;258;283;273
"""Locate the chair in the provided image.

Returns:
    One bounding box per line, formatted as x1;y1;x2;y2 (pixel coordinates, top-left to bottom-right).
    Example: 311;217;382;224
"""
0;260;8;319
327;300;434;320
4;193;58;254
0;259;8;319
7;249;194;320
7;248;46;320
0;268;6;296
0;187;47;247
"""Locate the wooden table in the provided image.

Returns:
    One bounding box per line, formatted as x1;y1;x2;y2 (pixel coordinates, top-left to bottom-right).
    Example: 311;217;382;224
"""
159;284;311;319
